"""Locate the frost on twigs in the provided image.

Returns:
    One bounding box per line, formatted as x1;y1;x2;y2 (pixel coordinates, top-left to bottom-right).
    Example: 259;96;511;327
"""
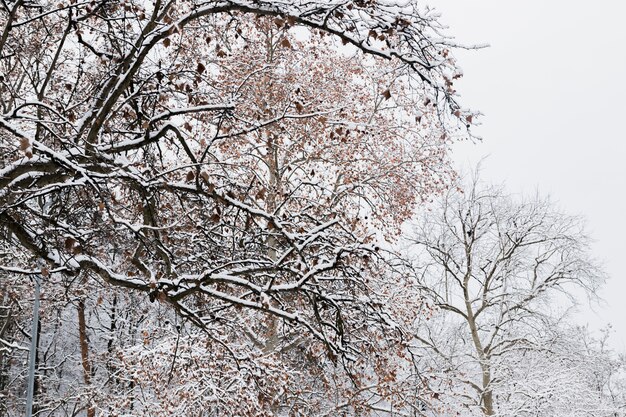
1;1;470;414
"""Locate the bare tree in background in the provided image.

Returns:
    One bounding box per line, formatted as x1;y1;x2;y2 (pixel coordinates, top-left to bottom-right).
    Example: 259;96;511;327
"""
408;178;606;416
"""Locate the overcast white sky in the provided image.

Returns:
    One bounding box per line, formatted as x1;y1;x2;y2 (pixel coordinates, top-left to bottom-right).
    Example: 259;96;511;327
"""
435;0;626;349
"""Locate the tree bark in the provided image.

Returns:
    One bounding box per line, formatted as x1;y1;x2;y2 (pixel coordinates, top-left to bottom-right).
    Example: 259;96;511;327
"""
77;300;95;417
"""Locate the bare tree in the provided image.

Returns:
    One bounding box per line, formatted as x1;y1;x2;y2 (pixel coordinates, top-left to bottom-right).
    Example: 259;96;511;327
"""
408;178;605;416
492;324;626;417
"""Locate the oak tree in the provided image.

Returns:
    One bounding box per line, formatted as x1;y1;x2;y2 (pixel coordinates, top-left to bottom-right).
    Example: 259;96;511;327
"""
0;1;471;414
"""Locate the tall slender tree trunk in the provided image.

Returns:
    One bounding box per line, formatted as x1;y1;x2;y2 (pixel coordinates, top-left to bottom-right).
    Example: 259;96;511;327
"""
261;27;281;356
77;300;95;417
0;293;11;417
33;318;41;415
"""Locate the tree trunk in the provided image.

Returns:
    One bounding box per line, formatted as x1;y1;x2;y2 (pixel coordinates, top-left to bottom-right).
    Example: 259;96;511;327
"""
464;288;494;415
483;388;495;416
77;300;95;417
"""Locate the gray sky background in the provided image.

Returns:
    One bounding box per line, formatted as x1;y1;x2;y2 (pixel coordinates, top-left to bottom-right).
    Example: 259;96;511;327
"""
435;0;626;349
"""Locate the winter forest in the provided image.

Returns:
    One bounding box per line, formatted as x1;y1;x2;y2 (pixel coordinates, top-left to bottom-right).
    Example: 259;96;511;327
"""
0;1;624;416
